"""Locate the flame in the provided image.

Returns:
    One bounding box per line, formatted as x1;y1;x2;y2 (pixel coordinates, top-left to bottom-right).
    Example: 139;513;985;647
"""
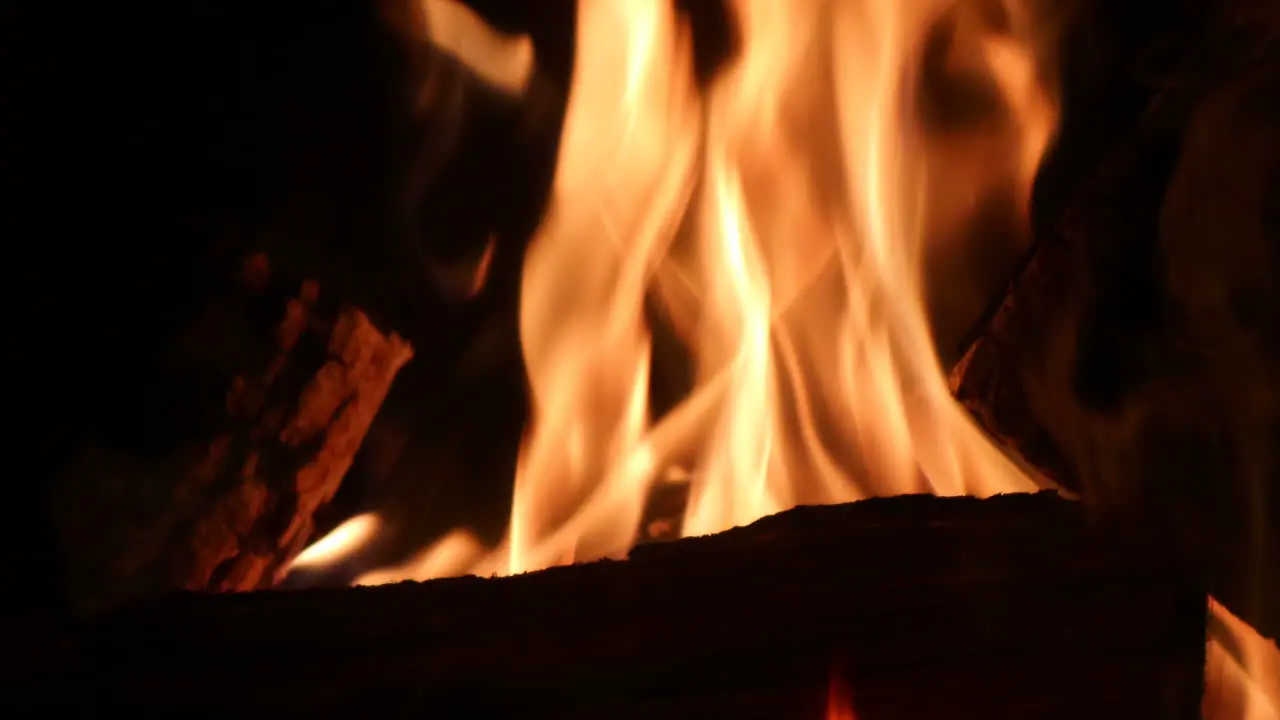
354;529;485;585
417;0;534;95
290;6;1280;713
307;0;1059;577
287;512;381;572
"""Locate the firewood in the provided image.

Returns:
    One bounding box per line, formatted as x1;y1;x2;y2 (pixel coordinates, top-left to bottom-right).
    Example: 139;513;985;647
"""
948;30;1235;488
950;33;1280;640
50;252;414;613
22;492;1205;718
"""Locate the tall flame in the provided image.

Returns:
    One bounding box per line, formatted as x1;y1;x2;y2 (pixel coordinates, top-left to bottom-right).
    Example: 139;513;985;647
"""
307;0;1058;576
502;0;1055;572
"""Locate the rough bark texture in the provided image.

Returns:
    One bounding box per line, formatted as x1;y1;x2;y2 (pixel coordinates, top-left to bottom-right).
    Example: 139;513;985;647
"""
20;492;1205;718
950;37;1279;640
51;253;414;613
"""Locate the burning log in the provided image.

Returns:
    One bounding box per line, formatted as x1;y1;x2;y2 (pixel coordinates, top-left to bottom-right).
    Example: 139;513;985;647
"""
25;492;1205;718
51;253;414;612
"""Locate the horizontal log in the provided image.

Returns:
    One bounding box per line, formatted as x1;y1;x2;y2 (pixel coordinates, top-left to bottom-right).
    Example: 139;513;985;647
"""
19;492;1205;718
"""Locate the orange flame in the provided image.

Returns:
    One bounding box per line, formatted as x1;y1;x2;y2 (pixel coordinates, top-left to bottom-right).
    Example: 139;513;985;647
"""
287;512;380;573
418;0;534;94
304;0;1060;577
498;0;1057;573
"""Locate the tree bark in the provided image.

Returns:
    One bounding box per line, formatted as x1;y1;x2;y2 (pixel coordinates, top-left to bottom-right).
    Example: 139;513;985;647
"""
51;253;414;613
24;492;1205;718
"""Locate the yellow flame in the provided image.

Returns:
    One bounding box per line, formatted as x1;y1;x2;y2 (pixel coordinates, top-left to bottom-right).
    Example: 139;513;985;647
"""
291;5;1280;709
419;0;534;95
315;0;1062;578
353;529;485;586
500;0;1056;563
287;512;380;572
504;0;701;574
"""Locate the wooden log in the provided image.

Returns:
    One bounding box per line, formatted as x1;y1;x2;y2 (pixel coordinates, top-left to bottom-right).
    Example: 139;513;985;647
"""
21;492;1205;718
50;252;414;613
950;0;1280;486
950;33;1280;640
947;25;1238;488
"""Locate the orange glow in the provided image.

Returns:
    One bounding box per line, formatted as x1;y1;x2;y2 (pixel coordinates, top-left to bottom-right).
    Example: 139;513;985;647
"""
1205;598;1280;720
287;512;380;572
419;0;534;95
826;666;858;720
499;0;1056;573
353;529;485;585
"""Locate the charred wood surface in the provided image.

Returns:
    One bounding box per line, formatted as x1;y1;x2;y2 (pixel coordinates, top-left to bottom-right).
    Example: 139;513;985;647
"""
951;32;1279;639
24;492;1205;718
51;254;414;612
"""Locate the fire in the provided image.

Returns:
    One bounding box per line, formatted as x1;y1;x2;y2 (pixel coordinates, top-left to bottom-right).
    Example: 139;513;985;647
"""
302;0;1058;578
414;0;534;94
287;512;380;572
503;0;1057;573
353;528;485;586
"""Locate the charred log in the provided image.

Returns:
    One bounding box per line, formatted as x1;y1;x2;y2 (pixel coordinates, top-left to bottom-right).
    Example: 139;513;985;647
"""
51;253;413;612
23;492;1205;718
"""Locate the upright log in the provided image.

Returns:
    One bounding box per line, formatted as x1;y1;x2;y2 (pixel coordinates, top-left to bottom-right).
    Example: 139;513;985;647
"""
51;253;414;612
21;492;1205;718
950;31;1280;640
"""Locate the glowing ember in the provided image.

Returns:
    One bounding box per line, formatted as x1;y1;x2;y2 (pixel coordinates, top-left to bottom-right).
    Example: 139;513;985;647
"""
502;0;1055;575
286;3;1280;712
353;528;485;586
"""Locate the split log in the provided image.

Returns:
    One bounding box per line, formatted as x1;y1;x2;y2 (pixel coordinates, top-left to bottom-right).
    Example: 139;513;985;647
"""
50;253;414;613
23;492;1205;718
950;30;1280;640
948;41;1251;488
